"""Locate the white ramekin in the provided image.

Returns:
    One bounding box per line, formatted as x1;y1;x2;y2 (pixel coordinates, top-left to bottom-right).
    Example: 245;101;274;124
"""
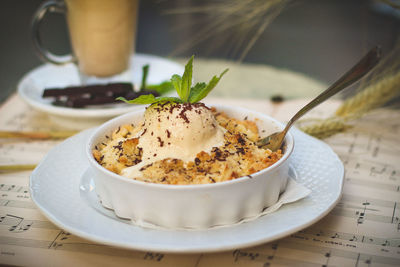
86;105;294;229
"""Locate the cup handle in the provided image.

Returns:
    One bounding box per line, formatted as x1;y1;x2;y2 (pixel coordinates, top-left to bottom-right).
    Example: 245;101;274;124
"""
31;0;76;65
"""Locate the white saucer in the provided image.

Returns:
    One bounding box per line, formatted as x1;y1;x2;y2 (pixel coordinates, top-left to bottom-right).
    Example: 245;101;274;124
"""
17;54;183;128
30;128;344;253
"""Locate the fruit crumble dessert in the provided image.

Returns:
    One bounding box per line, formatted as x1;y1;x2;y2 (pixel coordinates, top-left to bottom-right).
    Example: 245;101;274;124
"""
93;102;283;185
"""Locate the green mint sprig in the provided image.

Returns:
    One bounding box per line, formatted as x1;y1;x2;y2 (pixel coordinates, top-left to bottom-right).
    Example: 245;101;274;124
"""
146;81;174;95
117;55;228;105
139;64;174;95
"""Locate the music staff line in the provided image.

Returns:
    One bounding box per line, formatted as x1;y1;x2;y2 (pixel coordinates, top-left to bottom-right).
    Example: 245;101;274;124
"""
1;187;399;231
0;233;165;262
298;228;400;248
345;177;400;192
0;213;58;232
4;233;397;267
0;184;29;193
331;207;399;230
341;194;399;210
233;240;400;266
233;244;323;267
0;199;35;209
344;157;399;175
2;209;398;249
335;194;399;226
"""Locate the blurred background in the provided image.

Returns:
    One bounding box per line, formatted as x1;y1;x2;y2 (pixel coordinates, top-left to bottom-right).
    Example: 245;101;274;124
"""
1;0;399;103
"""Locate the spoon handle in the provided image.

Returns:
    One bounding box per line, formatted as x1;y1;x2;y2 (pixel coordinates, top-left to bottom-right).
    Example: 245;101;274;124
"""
282;46;381;134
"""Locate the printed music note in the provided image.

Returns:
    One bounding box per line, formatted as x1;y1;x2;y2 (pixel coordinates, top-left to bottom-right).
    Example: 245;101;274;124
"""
0;214;23;230
331;233;339;239
232;250;260;262
349;235;357;242
316;230;323;236
322;251;331;267
143;252;164;262
12;220;33;233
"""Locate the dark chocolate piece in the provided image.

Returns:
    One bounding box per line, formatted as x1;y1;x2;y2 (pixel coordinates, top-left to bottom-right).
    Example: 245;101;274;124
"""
42;82;160;108
43;83;133;97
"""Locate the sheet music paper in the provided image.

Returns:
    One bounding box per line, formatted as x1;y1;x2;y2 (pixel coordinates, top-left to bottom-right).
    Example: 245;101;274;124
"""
1;94;399;267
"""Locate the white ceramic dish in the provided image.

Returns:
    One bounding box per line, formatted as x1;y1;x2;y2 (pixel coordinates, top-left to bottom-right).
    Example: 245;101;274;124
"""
30;127;344;253
87;105;294;229
17;54;183;129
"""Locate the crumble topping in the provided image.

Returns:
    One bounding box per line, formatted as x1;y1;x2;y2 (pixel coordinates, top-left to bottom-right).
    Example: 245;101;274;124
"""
93;108;283;185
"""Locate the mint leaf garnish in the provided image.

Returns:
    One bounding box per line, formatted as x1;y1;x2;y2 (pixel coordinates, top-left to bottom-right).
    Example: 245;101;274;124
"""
187;82;206;103
117;55;228;105
188;69;228;103
141;65;174;95
146;81;174;95
171;74;182;98
140;64;150;91
180;55;193;102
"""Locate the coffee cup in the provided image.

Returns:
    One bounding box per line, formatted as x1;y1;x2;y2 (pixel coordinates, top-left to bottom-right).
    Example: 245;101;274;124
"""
32;0;139;84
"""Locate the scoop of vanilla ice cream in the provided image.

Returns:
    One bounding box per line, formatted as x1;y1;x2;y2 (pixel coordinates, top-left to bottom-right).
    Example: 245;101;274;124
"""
121;102;226;179
140;102;226;162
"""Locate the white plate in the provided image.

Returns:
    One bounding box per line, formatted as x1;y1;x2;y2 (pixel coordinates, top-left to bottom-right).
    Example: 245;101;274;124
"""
30;128;344;253
17;54;183;127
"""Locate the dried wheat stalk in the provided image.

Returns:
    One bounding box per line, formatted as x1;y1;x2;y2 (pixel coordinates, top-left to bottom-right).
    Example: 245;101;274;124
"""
165;0;289;60
335;71;400;118
299;42;400;139
0;130;77;139
0;164;37;173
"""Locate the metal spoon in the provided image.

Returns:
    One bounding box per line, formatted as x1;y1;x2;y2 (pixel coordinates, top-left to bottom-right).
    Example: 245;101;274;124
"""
257;46;381;151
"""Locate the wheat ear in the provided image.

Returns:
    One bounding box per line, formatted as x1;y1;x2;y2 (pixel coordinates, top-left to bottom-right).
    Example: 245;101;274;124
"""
299;117;352;139
335;71;400;118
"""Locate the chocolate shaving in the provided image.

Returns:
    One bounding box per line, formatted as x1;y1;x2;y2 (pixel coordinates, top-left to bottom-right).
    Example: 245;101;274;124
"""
157;137;164;147
133;158;142;165
139;163;153;171
113;141;123;151
237;135;246;146
178;106;191;123
236;147;246;155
